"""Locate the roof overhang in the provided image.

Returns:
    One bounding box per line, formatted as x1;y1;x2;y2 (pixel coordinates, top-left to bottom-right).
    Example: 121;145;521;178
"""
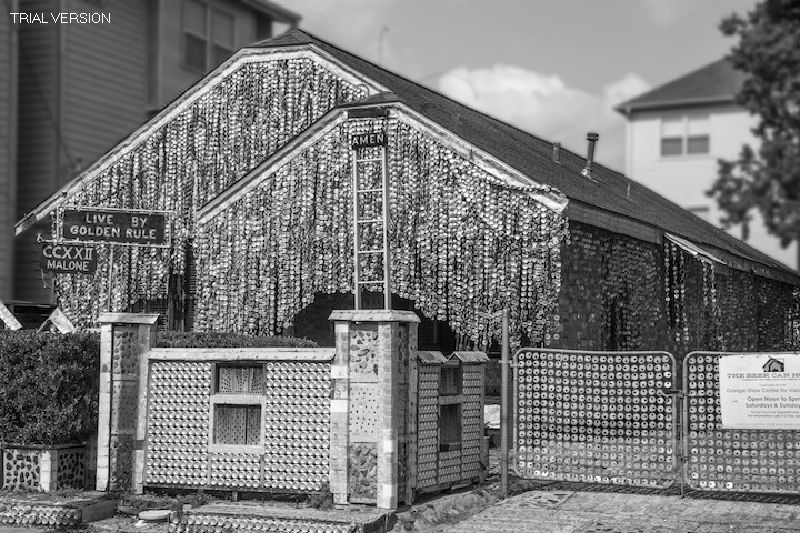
665;232;723;265
615;96;737;116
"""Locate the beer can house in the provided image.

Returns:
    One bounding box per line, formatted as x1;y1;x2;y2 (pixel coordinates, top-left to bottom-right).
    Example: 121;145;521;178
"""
15;30;800;358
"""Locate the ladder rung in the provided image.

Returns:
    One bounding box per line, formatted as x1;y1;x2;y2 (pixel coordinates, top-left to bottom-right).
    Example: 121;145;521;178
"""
356;157;383;163
356;188;383;194
358;249;384;254
357;218;383;224
359;280;385;285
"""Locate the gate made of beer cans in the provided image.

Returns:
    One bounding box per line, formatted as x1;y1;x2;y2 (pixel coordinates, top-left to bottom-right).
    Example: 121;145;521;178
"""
514;349;679;488
683;351;800;494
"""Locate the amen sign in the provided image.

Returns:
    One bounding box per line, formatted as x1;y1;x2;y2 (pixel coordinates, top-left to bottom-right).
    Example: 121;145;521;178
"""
61;208;167;246
351;131;387;149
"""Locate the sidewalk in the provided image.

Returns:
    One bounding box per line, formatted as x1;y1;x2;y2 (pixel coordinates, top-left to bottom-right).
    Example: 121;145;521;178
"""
439;489;800;533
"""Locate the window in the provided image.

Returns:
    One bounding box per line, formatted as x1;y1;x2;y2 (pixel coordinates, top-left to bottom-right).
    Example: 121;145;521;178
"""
213;404;261;445
211;10;235;67
660;115;710;157
182;0;235;72
439;403;462;452
256;13;273;41
210;364;264;449
439;365;462;396
216;364;263;393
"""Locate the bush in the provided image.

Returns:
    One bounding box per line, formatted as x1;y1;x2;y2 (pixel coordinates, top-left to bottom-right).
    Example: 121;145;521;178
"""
157;331;318;348
0;331;100;445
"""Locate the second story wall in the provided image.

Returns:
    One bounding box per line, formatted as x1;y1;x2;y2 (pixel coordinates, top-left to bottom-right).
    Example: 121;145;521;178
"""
626;104;797;270
60;0;149;188
626;104;757;216
156;0;269;108
15;0;150;303
0;3;17;301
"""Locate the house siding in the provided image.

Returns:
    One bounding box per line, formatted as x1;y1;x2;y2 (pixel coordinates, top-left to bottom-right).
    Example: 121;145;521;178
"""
158;0;260;107
60;0;149;184
14;0;150;303
14;0;59;302
0;4;17;302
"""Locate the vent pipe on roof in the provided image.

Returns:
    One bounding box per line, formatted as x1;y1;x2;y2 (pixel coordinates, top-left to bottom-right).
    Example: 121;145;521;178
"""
551;142;561;164
580;132;599;180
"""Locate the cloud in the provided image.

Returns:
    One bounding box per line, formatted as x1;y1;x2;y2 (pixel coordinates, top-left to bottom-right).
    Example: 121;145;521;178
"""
641;0;694;27
284;0;396;63
437;66;650;171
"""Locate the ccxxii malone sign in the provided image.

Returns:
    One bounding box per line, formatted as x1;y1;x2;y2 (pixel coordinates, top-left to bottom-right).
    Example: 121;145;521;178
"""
40;243;97;274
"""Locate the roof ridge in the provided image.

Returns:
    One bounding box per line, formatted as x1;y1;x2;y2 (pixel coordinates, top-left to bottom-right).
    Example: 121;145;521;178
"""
615;57;743;114
258;29;627;181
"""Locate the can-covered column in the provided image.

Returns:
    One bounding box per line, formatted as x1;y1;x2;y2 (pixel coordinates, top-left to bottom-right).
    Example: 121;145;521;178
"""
96;313;159;492
329;310;419;510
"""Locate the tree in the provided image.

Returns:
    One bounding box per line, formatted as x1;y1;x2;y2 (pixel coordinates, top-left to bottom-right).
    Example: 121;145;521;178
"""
708;0;800;248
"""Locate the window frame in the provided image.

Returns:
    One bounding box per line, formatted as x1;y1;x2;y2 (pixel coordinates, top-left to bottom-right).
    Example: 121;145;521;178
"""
439;401;463;452
659;114;711;158
438;362;463;452
181;0;237;73
208;362;266;453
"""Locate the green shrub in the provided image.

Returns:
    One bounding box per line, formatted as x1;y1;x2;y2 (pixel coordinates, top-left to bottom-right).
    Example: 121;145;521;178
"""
156;331;318;348
0;331;100;445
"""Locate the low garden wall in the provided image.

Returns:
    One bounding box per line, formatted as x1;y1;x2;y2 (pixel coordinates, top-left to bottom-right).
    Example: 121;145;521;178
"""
0;326;316;493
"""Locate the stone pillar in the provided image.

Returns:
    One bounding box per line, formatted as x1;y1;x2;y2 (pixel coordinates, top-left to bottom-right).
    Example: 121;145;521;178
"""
96;313;159;492
328;310;419;510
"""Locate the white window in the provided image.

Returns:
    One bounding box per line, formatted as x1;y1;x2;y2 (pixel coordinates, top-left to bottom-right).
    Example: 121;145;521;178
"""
660;115;710;157
183;0;235;72
209;364;265;451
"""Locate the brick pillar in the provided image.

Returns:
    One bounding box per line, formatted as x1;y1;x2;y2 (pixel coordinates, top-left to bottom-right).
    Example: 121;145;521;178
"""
328;310;419;510
96;313;159;492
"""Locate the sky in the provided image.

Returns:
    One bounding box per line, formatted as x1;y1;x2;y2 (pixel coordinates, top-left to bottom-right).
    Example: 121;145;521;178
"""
283;0;760;172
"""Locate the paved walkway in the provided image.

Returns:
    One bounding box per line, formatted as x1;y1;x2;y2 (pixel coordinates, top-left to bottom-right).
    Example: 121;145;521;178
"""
439;490;800;533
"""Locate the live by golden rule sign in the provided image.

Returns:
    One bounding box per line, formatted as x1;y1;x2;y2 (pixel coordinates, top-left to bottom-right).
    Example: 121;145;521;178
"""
719;354;800;430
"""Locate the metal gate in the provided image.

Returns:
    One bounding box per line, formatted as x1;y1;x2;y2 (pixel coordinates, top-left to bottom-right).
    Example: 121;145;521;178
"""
514;349;678;488
683;351;800;494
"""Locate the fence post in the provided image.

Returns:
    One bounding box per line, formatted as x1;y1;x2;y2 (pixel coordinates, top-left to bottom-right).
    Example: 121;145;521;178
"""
96;312;159;492
500;308;509;499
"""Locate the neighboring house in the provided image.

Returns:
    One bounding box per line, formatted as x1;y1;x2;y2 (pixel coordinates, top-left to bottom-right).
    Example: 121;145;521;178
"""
616;58;798;271
0;1;18;303
15;30;800;358
9;0;300;304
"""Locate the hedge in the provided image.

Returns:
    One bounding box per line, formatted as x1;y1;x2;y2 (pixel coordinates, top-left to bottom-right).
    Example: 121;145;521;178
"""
156;331;318;348
0;331;100;445
0;329;316;445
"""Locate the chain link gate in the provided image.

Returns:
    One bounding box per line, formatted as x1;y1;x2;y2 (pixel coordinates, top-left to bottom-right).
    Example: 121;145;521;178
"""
683;351;800;494
513;349;679;488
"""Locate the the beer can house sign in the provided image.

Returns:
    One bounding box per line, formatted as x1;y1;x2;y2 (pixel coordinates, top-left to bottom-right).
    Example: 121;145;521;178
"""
61;209;167;245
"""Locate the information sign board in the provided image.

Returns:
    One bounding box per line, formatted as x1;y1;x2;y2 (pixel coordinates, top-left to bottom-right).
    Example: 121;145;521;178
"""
719;353;800;430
